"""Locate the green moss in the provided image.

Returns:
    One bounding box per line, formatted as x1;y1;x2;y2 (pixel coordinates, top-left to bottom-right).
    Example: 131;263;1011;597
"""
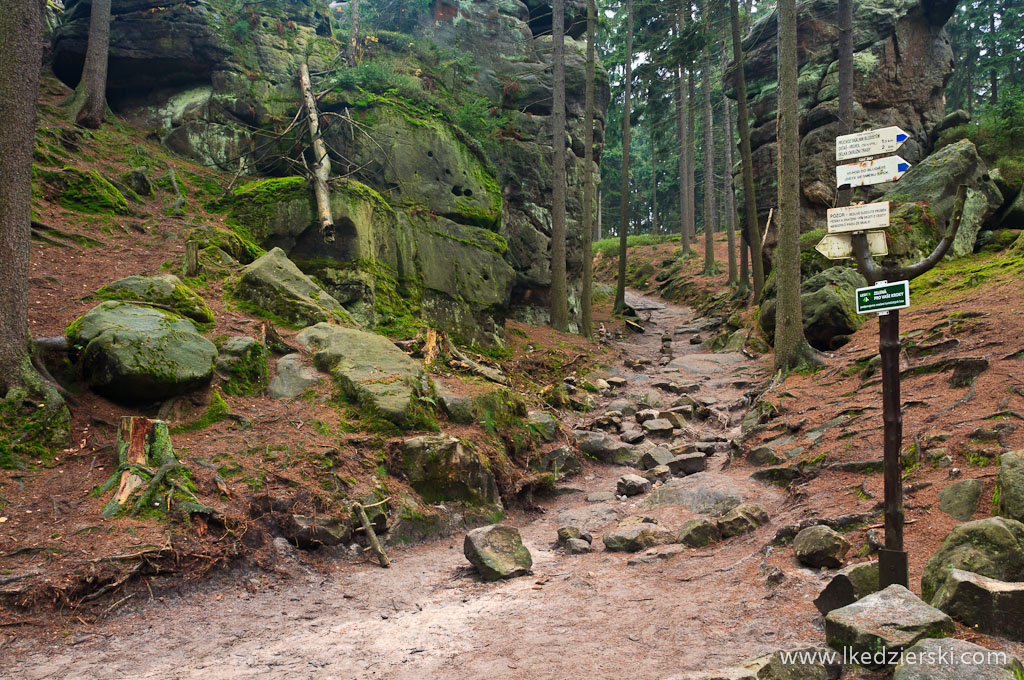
0;390;67;470
171;390;231;433
38;167;131;215
334;178;395;219
219;341;268;397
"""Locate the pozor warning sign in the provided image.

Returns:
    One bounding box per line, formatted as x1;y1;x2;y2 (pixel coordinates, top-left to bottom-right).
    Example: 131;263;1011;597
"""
855;280;910;314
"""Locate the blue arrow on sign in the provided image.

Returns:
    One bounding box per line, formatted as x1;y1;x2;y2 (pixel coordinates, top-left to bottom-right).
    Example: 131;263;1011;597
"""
896;133;908;143
897;162;910;172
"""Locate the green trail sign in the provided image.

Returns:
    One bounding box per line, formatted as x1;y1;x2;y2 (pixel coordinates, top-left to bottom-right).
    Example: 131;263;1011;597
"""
855;280;910;314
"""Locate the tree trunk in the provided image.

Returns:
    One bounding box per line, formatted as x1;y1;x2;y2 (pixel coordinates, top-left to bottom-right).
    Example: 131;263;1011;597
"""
70;0;110;128
774;0;815;372
549;0;569;331
730;0;764;301
0;0;44;395
651;138;659;235
836;0;854;209
675;63;689;253
299;63;336;243
184;240;201;278
348;0;360;66
686;69;697;256
597;189;602;240
701;3;717;276
722;91;738;285
989;14;998;105
614;0;633;314
580;0;596;339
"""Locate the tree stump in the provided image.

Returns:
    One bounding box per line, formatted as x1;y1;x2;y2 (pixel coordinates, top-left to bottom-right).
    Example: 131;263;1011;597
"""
183;239;201;278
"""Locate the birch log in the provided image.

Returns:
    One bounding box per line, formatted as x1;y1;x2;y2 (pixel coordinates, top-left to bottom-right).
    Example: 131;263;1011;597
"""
299;63;335;243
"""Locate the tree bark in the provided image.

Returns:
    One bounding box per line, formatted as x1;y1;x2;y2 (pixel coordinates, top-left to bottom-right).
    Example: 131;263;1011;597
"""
184;240;201;279
299;63;336;243
686;69;697;255
651;136;659;235
348;0;360;67
0;0;44;395
549;0;569;331
730;0;764;301
580;0;596;339
68;0;110;128
614;0;633;314
836;0;854;209
675;63;689;253
774;0;816;372
722;91;738;285
701;2;717;276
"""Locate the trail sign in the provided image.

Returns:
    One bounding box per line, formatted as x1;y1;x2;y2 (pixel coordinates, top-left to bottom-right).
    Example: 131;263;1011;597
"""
827;202;890;234
855;280;910;314
837;156;911;188
836;126;909;161
816;231;888;259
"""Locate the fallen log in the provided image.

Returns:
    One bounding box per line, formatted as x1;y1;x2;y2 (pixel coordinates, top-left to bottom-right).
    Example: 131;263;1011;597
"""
299;63;335;243
352;502;389;568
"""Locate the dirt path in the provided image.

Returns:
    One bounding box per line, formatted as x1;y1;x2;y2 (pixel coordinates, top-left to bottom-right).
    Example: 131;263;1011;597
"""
4;293;837;680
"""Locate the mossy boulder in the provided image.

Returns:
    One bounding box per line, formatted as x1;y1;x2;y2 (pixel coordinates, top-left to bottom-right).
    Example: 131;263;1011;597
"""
295;323;427;426
96;273;214;324
464;524;532;580
187;224;263;264
760;267;866;351
67;302;217;403
921;517;1024;602
234;247;349;327
997;452;1024;523
882;139;1004;258
398;434;501;507
793;525;851;568
37;167;132;215
215;336;267;396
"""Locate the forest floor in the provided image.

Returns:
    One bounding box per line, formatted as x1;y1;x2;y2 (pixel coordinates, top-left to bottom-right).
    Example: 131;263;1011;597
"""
5;278;1024;678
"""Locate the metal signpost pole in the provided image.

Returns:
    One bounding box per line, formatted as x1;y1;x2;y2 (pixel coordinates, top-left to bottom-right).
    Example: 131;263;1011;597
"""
877;307;907;587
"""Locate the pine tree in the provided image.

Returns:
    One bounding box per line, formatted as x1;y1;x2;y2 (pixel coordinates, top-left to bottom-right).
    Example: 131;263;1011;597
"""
700;0;716;276
580;0;597;339
68;0;111;128
614;0;634;314
549;0;569;331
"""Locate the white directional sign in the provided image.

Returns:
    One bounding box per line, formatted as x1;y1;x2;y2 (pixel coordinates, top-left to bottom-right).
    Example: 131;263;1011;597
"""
836;126;909;161
827;202;891;234
815;231;888;260
836;156;911;188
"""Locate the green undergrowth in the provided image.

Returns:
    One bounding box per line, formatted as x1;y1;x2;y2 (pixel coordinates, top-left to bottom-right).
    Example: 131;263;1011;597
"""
911;246;1024;304
171;390;231;434
593;233;680;257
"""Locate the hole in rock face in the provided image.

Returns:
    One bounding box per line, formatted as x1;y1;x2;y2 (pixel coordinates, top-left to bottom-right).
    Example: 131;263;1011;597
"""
427;150;434;157
451;186;463;196
463;189;473;197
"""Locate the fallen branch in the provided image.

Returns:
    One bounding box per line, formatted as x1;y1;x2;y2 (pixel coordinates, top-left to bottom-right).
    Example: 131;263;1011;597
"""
299;62;335;243
352;502;389;568
443;336;507;385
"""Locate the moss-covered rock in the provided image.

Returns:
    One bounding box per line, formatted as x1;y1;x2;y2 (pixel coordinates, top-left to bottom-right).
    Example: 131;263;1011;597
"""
67;302;217;403
398;433;501;507
234;247;349;327
295;322;428;426
921;517;1024;602
759;266;866;351
464;524;532;580
215;337;267;396
96;273;214;325
37;167;132;215
187;224;264;264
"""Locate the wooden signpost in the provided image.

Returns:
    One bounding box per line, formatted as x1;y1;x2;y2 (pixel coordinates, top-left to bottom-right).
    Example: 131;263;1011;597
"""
829;126;969;589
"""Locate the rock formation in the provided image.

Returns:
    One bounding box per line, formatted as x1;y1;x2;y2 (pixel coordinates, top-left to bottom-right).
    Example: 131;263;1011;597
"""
53;0;610;341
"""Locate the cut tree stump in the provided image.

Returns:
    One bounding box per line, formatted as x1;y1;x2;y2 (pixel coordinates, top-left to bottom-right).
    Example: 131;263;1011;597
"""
183;240;200;278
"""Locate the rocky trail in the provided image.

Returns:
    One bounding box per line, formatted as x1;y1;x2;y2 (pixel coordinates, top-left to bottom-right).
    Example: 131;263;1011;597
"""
2;292;848;680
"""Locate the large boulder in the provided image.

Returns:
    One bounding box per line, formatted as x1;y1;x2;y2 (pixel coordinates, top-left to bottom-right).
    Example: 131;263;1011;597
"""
930;568;1024;641
642;473;744;516
814;561;880;615
267;353;321;400
760;267;867;351
602;523;677;552
938;478;983;521
921;517;1024;602
96;273;213;324
215;336;266;396
793;525;851;569
997;452;1024;522
825;585;954;668
464;525;532;580
295;323;427;425
398;434;501;508
67;301;216;402
717;504;770;538
882;139;1004;258
893;638;1024;679
731;0;959;252
574;430;638;465
235;248;349;327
